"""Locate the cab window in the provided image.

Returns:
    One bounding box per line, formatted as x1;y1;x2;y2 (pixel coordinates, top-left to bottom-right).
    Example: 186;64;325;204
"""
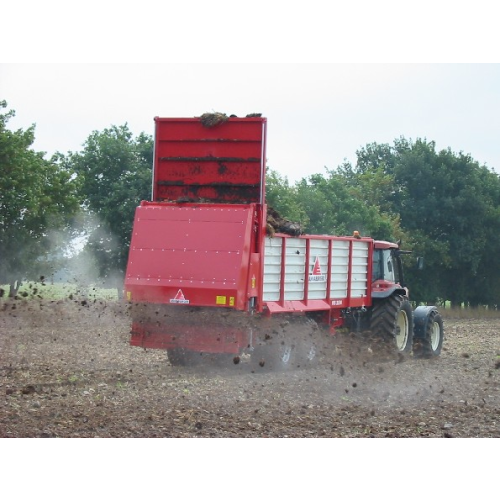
373;249;399;283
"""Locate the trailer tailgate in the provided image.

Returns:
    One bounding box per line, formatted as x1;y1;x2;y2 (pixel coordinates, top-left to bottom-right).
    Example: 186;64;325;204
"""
124;201;257;310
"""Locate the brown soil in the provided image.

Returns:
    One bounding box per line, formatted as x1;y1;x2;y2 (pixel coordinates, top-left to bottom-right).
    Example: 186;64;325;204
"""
1;299;499;438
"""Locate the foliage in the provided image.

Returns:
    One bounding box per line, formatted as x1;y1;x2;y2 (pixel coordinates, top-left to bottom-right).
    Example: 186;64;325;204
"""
0;101;80;294
298;171;398;239
68;124;152;289
266;167;402;241
3;99;499;307
352;138;500;305
265;169;309;227
267;137;500;306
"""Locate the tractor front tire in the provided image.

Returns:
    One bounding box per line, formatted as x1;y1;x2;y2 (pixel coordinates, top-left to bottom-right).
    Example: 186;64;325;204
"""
414;309;444;358
371;295;414;353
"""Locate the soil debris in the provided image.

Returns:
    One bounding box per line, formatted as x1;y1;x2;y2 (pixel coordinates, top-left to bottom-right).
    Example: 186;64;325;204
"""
266;206;303;237
1;300;499;438
199;112;229;127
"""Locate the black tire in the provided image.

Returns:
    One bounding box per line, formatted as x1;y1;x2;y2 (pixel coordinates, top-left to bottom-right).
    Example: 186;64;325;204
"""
167;348;238;368
251;340;297;372
251;337;321;371
167;348;218;367
297;342;318;368
167;348;201;366
371;295;414;353
414;310;444;358
250;314;322;372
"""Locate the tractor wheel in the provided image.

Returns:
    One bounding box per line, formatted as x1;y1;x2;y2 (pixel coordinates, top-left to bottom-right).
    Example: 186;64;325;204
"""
251;340;321;372
167;348;203;366
414;310;444;358
167;348;191;366
297;342;318;367
250;315;321;372
275;340;297;369
167;349;237;368
251;340;297;372
370;295;414;353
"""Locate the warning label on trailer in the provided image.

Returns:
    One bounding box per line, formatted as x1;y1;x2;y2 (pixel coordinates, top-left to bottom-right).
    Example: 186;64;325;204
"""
170;289;190;304
309;256;327;282
216;296;235;306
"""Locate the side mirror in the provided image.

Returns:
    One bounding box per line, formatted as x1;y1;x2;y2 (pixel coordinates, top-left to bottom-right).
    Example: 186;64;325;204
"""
416;256;424;270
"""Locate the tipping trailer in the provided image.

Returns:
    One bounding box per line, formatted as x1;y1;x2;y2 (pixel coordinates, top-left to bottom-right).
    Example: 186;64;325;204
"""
124;115;444;367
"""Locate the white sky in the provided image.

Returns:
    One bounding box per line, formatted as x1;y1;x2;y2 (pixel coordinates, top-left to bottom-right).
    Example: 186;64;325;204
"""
1;3;499;185
2;64;499;182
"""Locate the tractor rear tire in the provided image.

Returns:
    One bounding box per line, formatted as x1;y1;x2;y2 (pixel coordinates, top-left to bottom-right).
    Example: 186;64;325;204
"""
371;295;414;353
414;310;444;358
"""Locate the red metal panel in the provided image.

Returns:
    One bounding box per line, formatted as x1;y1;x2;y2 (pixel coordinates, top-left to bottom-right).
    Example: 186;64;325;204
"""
129;285;241;308
126;250;242;283
125;202;256;310
153;117;267;204
155;161;261;186
157;141;263;158
131;204;251;251
326;239;333;302
130;321;248;353
156;118;265;141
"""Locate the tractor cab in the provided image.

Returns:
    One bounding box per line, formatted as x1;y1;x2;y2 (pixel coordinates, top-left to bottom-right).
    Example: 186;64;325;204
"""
371;240;410;298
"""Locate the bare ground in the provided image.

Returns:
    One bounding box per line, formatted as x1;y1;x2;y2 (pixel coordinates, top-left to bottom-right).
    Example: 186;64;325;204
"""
1;299;499;438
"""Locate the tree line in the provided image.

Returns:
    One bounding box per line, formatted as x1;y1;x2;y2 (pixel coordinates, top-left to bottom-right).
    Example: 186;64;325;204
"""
1;100;500;307
0;101;152;297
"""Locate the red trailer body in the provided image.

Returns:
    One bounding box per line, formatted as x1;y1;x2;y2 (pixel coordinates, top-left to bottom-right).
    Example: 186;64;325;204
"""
125;115;430;359
125;202;260;311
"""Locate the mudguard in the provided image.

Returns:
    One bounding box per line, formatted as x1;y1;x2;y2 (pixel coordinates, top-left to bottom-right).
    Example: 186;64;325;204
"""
371;285;406;299
413;305;439;339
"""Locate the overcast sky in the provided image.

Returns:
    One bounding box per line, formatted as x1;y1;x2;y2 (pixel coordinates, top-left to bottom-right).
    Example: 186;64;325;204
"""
2;64;499;182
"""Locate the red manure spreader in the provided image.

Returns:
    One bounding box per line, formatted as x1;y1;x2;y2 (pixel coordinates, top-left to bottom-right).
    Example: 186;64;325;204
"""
124;114;444;369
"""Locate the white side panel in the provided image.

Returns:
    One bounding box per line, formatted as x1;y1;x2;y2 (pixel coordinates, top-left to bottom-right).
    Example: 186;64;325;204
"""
330;240;349;299
307;239;329;299
264;236;370;303
283;238;306;300
264;237;307;301
351;240;369;297
263;237;282;301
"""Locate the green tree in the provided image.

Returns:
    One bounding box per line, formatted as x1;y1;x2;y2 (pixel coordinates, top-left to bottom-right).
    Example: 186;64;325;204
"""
392;140;499;306
69;124;152;293
265;169;309;228
294;170;398;241
352;138;500;306
266;165;407;285
0;101;80;296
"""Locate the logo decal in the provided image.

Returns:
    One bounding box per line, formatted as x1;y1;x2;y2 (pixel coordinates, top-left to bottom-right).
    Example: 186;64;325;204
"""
309;256;327;282
170;289;190;304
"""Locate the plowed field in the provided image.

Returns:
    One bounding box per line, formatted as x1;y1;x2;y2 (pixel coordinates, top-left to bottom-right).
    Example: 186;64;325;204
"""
1;299;499;438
